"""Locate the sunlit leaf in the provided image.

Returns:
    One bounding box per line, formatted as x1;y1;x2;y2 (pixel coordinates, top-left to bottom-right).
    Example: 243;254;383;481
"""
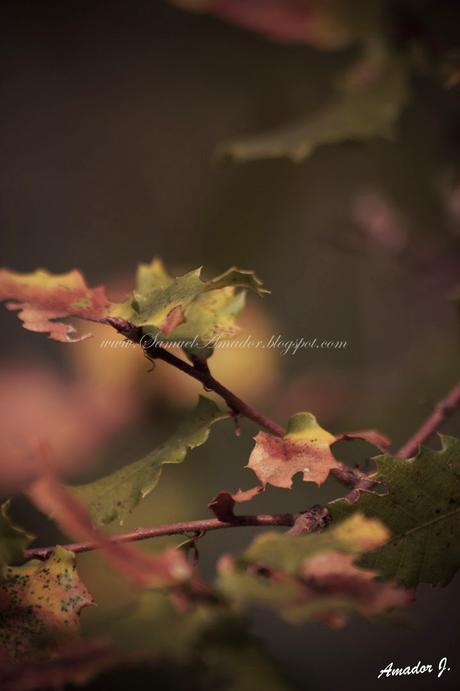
110;259;267;358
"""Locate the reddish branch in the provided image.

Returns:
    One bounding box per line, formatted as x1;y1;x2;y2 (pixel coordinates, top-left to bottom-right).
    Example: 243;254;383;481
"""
26;513;298;560
106;317;285;437
396;381;460;459
26;320;460;562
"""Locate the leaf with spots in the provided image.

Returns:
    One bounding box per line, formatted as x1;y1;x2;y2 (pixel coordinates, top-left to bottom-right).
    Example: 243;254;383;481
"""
217;513;412;627
0;547;94;661
0;269;110;342
329;435;460;587
0;501;34;568
73;396;229;525
247;412;339;488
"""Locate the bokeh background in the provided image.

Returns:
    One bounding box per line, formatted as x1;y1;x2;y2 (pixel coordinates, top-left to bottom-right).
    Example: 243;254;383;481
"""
1;1;459;689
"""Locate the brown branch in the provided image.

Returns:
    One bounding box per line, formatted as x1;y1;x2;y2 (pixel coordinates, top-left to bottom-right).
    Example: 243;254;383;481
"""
26;511;307;560
105;317;285;437
396;381;460;459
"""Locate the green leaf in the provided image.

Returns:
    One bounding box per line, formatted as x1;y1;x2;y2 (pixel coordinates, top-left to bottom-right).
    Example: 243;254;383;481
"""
0;501;34;568
110;259;267;357
329;435;460;587
217;513;410;626
0;547;94;661
172;288;246;359
73;396;228;525
218;61;408;162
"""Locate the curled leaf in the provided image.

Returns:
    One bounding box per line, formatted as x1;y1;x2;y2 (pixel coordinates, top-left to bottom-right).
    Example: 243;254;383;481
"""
335;429;390;451
110;259;267;358
208;486;263;521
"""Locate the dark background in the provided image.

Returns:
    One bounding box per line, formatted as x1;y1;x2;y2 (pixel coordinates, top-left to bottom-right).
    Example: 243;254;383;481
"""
1;1;459;689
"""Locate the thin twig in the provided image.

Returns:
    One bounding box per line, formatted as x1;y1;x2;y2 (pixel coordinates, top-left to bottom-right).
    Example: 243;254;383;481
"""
396;381;460;459
26;513;299;560
106;317;285;437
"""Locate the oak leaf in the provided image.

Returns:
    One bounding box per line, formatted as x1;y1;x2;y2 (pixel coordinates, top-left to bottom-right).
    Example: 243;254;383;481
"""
330;435;460;587
0;547;94;661
218;61;408;162
74;396;228;525
110;259;267;357
248;412;339;488
0;269;109;342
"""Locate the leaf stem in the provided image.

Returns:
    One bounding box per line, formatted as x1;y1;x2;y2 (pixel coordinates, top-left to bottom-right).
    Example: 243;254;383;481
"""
396;381;460;459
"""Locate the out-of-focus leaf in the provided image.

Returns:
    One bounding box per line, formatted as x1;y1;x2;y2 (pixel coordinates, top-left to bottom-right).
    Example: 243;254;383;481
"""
110;259;267;357
0;364;137;492
0;501;34;568
27;456;191;588
218;61;408;162
330;435;460;587
248;412;339;488
217;513;412;626
0;269;109;342
74;396;228;525
0;641;116;691
172;0;380;50
110;588;218;658
99;588;295;690
0;547;94;661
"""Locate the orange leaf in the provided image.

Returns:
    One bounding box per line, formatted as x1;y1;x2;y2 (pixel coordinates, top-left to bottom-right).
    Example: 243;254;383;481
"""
247;412;339;489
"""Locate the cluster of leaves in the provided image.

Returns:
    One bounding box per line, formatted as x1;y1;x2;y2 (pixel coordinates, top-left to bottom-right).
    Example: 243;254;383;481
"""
0;259;459;690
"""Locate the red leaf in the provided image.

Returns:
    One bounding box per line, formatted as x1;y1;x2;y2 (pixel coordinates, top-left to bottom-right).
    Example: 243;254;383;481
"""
247;413;339;489
0;269;110;342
